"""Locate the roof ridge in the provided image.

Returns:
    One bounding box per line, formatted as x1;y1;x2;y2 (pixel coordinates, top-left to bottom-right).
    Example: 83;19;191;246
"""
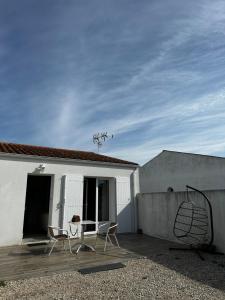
0;140;138;166
162;149;225;160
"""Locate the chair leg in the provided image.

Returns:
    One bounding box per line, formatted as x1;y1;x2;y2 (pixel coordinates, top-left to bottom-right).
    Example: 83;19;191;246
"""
95;234;98;249
104;235;108;252
104;235;112;251
68;238;72;254
114;234;120;248
48;241;57;256
107;235;113;246
76;244;83;254
44;240;51;253
63;240;66;251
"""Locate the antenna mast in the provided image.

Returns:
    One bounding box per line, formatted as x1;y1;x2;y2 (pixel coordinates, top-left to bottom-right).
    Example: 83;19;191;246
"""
93;132;114;153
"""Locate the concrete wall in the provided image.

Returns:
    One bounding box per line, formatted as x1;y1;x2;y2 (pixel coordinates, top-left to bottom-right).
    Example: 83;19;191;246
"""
0;155;138;246
138;190;225;253
140;151;225;193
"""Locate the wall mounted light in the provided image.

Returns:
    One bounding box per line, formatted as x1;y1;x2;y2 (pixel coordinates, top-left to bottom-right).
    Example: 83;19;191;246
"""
37;163;46;171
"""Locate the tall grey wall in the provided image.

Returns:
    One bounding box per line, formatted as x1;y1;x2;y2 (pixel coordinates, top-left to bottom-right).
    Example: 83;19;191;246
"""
137;190;225;253
140;151;225;193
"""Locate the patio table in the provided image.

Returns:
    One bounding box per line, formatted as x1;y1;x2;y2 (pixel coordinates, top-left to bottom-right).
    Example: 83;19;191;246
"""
69;220;96;254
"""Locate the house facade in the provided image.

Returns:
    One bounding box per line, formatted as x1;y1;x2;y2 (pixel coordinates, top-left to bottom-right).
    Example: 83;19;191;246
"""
140;150;225;193
0;142;139;247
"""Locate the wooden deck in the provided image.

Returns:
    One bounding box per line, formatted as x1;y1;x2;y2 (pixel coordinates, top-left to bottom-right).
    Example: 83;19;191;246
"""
1;233;225;292
0;234;143;281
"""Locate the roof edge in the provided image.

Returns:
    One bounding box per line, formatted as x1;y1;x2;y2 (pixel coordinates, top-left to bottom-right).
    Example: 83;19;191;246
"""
161;149;225;160
141;150;165;168
0;151;139;169
141;149;225;167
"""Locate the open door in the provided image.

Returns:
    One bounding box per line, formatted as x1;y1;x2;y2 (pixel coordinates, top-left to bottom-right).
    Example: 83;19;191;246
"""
62;174;83;230
116;176;132;233
23;175;51;237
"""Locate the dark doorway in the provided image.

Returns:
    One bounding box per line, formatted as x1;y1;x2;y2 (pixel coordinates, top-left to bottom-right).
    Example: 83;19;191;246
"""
83;178;96;232
23;175;51;237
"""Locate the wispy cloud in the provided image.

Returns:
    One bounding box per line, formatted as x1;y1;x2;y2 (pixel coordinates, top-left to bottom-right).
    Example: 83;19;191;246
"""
0;0;225;165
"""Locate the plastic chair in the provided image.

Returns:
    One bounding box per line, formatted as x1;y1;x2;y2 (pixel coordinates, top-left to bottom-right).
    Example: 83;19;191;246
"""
95;222;120;251
45;226;72;256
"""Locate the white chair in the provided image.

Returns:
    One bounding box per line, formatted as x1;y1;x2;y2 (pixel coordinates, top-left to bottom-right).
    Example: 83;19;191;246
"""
45;226;72;256
95;222;120;251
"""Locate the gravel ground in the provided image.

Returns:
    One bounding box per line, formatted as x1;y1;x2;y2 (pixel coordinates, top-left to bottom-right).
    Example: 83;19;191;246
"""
1;257;225;300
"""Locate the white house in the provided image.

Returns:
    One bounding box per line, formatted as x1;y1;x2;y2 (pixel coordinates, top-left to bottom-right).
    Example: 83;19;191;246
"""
0;141;139;247
140;150;225;193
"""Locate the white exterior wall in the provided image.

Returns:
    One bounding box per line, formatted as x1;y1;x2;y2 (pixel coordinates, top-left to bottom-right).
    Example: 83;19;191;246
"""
0;155;138;246
140;151;225;193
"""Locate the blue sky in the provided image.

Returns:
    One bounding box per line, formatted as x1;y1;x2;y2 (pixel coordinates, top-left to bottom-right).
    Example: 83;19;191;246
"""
0;0;225;165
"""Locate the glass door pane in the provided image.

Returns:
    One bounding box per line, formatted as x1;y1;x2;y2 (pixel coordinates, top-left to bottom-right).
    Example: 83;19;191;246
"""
98;180;109;221
83;178;96;232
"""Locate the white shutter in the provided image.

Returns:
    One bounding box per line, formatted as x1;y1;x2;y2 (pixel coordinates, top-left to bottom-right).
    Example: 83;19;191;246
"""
62;174;83;232
116;176;132;233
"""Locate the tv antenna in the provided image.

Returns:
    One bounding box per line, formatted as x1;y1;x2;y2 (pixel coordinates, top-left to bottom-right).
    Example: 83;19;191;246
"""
93;132;114;152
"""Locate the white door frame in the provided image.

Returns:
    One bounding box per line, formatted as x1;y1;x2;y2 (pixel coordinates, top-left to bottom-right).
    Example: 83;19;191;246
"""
84;177;111;235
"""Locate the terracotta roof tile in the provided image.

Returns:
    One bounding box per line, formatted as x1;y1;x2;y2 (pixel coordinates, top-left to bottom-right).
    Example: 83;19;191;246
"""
0;141;138;166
